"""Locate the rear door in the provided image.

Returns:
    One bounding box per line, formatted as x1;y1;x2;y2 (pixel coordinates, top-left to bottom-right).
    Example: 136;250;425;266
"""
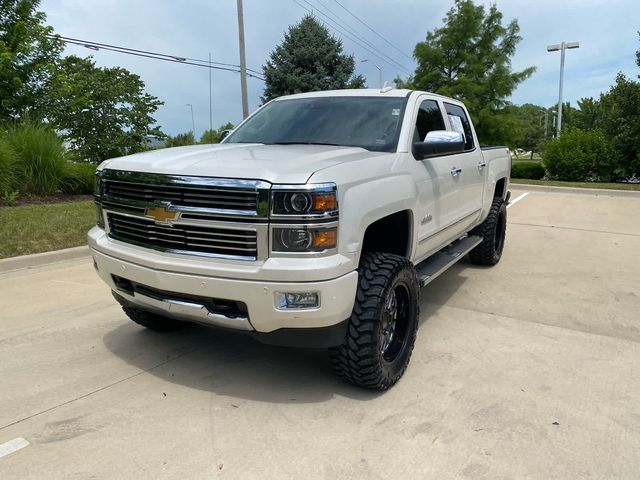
442;102;486;231
409;97;465;261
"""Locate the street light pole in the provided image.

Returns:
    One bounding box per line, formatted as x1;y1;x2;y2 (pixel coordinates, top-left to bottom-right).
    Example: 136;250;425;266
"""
547;41;579;138
361;59;382;89
236;0;249;119
186;104;195;135
208;53;213;143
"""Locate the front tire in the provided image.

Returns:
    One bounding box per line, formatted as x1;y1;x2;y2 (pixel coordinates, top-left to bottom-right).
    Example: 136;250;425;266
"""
330;252;420;390
469;196;507;266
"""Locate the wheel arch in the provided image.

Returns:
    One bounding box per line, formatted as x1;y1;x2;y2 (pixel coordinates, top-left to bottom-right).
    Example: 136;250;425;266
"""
494;177;507;199
358;209;414;263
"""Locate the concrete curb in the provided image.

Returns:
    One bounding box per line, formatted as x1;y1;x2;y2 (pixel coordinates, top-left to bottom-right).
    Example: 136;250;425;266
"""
511;183;640;197
0;245;90;274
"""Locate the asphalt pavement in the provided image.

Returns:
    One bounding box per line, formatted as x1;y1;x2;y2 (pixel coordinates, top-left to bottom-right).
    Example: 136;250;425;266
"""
1;185;639;479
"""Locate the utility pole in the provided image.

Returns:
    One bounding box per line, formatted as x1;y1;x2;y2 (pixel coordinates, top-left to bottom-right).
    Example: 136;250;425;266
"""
209;53;213;143
547;41;579;138
236;0;249;119
186;104;195;135
544;109;549;138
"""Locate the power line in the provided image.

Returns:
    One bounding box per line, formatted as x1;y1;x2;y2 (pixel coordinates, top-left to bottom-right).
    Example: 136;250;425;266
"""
331;0;413;62
313;0;395;61
296;0;410;74
57;35;265;77
292;0;411;75
50;35;266;80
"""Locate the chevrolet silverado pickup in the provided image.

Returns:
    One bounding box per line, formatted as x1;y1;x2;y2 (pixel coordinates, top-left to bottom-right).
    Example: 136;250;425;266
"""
89;88;511;390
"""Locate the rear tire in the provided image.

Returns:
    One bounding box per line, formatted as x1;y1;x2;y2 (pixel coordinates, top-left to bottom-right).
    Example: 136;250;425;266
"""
122;305;187;332
469;196;507;266
330;252;419;390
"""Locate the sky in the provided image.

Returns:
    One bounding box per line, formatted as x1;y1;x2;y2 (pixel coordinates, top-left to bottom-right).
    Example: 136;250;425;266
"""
41;0;640;138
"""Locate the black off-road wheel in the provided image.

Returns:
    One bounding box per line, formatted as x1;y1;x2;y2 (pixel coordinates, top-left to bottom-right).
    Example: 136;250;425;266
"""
122;305;188;332
469;196;507;266
330;252;420;390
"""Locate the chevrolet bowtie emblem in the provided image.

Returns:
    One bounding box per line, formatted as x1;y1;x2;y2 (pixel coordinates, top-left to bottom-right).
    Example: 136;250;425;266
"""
145;206;179;224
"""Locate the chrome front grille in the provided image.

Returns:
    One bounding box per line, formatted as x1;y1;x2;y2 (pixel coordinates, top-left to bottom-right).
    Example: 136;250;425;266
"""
108;213;259;260
104;180;259;213
99;170;270;260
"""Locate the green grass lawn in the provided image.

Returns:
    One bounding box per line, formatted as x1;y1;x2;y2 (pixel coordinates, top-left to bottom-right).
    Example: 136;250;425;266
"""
512;154;542;162
511;178;640;191
0;200;95;259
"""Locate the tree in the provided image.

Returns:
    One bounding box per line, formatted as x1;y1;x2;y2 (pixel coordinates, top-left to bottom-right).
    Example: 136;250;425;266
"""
504;103;546;151
165;132;196;147
0;0;63;120
398;0;534;145
598;73;640;177
636;31;640;71
200;122;234;144
262;15;365;101
48;55;164;162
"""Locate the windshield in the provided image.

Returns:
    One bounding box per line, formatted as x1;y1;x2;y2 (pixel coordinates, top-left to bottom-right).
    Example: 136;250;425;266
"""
226;96;407;152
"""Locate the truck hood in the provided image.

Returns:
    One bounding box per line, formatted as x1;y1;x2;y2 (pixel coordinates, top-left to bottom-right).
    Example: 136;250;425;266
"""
99;143;380;184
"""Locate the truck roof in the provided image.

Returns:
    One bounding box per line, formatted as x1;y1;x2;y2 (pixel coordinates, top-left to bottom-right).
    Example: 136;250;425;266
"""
275;88;413;100
273;88;462;105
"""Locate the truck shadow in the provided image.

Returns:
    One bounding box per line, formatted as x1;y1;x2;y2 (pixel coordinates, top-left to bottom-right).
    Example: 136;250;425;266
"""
102;321;377;404
417;260;469;325
101;260;469;404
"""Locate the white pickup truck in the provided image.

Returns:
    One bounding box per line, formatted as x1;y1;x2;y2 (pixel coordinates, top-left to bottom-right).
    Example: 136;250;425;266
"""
89;88;511;390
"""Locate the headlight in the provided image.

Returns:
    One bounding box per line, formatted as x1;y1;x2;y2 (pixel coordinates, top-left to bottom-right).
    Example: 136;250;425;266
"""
272;226;337;253
271;183;338;218
94;170;104;199
94;171;104;228
95;203;105;229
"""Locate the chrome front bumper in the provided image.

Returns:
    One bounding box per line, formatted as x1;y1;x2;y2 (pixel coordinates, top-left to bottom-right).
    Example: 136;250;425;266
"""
90;244;358;334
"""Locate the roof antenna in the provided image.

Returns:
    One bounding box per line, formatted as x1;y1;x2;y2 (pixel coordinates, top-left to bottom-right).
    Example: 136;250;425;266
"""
380;81;392;93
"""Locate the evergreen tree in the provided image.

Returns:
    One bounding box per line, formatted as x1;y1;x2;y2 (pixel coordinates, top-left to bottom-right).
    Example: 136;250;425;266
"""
262;15;365;101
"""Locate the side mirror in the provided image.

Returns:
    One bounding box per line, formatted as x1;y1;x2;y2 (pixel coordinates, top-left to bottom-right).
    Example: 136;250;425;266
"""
413;130;465;159
220;129;232;141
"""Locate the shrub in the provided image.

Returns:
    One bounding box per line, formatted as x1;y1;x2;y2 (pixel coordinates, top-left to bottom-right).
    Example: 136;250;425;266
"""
61;162;96;195
6;122;69;195
542;129;619;182
511;161;545;180
165;132;196;147
0;134;19;196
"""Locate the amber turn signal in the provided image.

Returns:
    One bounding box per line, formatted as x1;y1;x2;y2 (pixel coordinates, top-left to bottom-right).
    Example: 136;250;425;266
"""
312;229;337;249
312;193;337;212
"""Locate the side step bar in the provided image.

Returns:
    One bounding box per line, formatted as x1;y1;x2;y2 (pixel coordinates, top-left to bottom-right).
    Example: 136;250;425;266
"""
416;235;482;287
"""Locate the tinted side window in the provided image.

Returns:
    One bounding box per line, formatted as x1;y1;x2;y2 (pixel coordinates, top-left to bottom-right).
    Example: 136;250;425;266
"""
444;103;474;150
414;100;446;142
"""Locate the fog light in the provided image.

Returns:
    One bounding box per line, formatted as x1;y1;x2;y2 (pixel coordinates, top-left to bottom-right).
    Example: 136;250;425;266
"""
275;292;320;310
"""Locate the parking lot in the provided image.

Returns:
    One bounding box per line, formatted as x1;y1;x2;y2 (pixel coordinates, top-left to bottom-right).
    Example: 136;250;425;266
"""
1;185;639;479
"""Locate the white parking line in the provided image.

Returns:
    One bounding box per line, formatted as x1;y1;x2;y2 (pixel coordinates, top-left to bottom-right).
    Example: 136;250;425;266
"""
507;192;529;209
0;437;30;459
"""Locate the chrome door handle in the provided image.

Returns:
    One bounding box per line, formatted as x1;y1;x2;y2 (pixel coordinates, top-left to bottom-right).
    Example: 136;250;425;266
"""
450;167;462;177
477;161;487;170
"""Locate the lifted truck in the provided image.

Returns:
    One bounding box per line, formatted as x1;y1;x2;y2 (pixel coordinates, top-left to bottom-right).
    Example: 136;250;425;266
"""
89;89;511;390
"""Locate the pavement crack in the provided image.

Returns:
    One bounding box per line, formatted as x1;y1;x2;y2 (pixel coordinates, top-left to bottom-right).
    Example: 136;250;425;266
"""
510;221;640;238
423;301;640;346
0;346;201;432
